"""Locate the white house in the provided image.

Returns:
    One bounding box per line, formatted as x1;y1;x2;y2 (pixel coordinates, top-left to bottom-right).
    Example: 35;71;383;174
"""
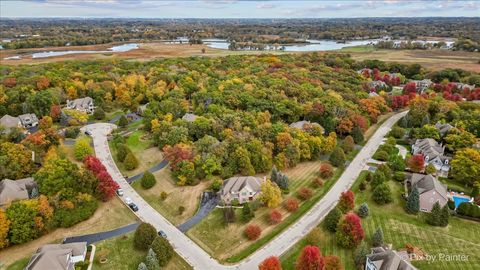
220;176;264;204
18;113;39;128
411;138;451;176
66;97;95;114
410;79;433;93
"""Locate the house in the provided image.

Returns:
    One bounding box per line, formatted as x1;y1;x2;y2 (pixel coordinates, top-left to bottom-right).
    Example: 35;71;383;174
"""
454;83;475;91
25;242;87;270
220;176;264;204
358;68;373;76
367;80;388;90
18;113;39;128
0;177;36;208
369;92;380;97
410;79;433;93
0;114;21;131
289;120;324;134
182;113;198;122
434;122;453;137
66;97;95;114
411;138;451;176
137;103;149;116
405;173;448;212
366;245;417;270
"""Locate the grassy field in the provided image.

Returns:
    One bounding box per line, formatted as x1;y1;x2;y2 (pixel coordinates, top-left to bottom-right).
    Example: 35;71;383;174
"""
131;168;209;225
59;134;93;167
1;197;138;267
187;160;342;262
280;171;480;270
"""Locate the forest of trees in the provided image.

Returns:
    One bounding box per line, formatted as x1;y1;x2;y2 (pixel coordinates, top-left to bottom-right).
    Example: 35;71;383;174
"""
1;17;479;49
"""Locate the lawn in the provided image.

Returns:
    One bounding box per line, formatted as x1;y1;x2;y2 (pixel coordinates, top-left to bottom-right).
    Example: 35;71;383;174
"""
132;168;209;225
1;197;138;267
439;177;472;194
59;134;93;166
187;160;343;262
93;233;192;270
281;171;480;270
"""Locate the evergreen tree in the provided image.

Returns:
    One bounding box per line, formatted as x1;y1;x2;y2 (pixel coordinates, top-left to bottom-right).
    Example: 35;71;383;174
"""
426;202;442;226
118;115;128;127
145;248;161;270
357;203;369;218
371;171;386;189
116;143;129;162
405;187;420;214
329;147;346;168
137;262;147;270
372;227;384;247
323;207;342;233
124;152;139;170
353;242;369;268
439;205;450;227
141;171;156;189
372;183;392;205
276;174;289;190
352;125;364;144
241;203;254;222
270;166;278;183
150;236;174;266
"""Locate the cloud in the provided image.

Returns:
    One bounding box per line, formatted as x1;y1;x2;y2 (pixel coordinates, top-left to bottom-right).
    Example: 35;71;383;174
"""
257;3;276;9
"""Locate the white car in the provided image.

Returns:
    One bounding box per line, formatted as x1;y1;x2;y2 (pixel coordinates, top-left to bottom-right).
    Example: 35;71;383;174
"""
125;197;133;205
116;188;124;196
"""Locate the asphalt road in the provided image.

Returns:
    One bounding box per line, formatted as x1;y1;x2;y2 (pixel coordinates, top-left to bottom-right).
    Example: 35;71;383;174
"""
81;110;407;269
63;223;139;245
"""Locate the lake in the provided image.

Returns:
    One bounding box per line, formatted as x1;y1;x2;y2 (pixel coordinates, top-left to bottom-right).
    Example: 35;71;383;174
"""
203;39;378;51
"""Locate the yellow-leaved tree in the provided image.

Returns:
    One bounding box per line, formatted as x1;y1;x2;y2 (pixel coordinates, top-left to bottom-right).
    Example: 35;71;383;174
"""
259;180;282;208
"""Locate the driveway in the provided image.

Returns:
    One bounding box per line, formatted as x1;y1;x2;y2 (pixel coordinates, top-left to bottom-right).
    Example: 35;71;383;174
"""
126;159;169;183
177;192;219;232
82;110;407;270
63;223;139;245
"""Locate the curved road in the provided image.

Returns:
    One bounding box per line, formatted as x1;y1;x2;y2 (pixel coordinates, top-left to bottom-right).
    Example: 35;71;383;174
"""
82;110;407;270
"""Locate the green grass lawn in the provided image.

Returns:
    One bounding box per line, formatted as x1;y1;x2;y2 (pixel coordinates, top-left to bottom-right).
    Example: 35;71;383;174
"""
439;177;472;194
5;258;30;270
337;45;377;53
93;232;192;270
281;171;480;270
125;130;152;152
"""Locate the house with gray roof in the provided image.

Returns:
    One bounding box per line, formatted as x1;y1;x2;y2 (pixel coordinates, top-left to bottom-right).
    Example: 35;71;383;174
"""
411;138;451;176
25;242;87;270
0;177;36;208
367;80;388;90
366;245;417;270
137;103;149;116
409;79;433;93
434;122;453;138
66;97;95;114
405;173;448;212
220;176;264;204
18;113;39;128
0;114;21;131
289;120;324;134
182;113;198;122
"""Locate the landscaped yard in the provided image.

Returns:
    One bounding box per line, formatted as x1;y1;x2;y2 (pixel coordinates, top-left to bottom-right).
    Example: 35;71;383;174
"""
2;197;138;268
93;232;192;270
187;160;342;262
280;171;480;270
131;168;209;225
59;134;93;166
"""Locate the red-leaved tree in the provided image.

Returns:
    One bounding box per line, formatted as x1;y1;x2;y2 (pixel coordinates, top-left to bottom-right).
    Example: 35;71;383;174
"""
298;188;313;201
244;224;262;240
84;155;107;176
296;245;324;270
319;163;333;178
403;82;417;94
269;210;282;224
83;155;119;201
163;143;195;171
324;255;343;270
408;154;425;173
284;198;299;212
336;213;365;248
258;256;282;270
338;190;355;213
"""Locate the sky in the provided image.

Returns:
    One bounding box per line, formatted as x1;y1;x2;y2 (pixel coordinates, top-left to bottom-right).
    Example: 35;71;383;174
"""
1;0;479;18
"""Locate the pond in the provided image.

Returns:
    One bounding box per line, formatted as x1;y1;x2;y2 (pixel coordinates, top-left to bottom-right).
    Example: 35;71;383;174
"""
203;39;378;51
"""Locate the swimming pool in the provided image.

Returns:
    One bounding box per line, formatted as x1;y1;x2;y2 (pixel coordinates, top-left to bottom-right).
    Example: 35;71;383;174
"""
453;196;471;209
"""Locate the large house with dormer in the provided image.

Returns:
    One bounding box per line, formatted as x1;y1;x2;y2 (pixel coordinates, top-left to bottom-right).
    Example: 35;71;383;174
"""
219;176;264;204
405;173;448;212
25;242;87;270
411;138;451;176
66;97;95;114
434;122;454;138
410;79;433;93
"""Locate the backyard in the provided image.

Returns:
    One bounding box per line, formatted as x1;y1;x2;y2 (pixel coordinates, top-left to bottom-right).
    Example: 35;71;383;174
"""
280;171;480;270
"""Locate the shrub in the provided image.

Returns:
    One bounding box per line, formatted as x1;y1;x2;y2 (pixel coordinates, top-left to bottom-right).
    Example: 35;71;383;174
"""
284;198;299;212
124;152;139;170
389;126;406;139
393;171;406;182
319;163;334;178
342;136;355;153
93;108;105;120
137;262;147;270
372;227;384;247
269;210;282;224
353;242;369;268
210;178;222;192
372;183;393;205
447;200;455;210
329;147;346;167
178;206;185;215
116;143;130;162
140;171;156;189
296;245;324;270
117;115;129;127
160;191;168;201
313;178;324;188
373;150;389;161
258;256;282;270
244;224;261;240
305;227;322;246
242;203;254;222
324;255;343;270
298;187;313;200
150;236;173;266
323;207;342;233
359;181;366;191
145;248;160;270
425;164;437;175
133;222;157;250
338;190;355;213
357;203;369;218
64;127;80;138
457;202;480;218
352;125;364;144
336;213;365;248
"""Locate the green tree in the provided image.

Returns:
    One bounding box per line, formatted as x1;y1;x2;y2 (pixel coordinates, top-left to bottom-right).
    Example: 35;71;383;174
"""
117;115;129;127
150;236;174;266
133;222;157;250
329;147;346;167
140;171;156;189
405;187;420;214
124;152;139;170
353;242;369;269
439;205;450;227
444;129;476;152
323;207;342;233
342;135;355;153
389;126;406;139
450;148;480;186
241;203;254;222
372;227;384;247
137;262;147;270
34;158;80;196
93;107;105;120
372;183;392;205
5;202;38;244
426;202;443;226
27;90;54;116
0;142;36;179
357;203;369;218
371;171;386;189
145;248;161;270
116;143;130;162
352;126;364;144
412;124;440;140
74;137;93;161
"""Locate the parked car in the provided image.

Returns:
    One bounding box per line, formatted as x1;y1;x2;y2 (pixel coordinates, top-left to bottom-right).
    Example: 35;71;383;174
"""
116;188;124;196
125;197;133;205
158;230;167;238
84;130;92;136
128;203;139;212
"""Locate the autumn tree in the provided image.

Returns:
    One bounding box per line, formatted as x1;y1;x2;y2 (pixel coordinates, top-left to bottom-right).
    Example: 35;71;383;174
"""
408;154;425;173
297;187;313;201
336;213;365;248
324;255;343;270
259;180;282;208
258;256;282;270
296;245;324;270
0;209;10;248
284;198;299;212
444;129;476;152
319;163;333;179
342;136;355;153
74;137;93;161
450;148;480;186
338;190;355;213
0;142;36;179
96;170;120;201
244;224;262;240
329;147;346;168
269;209;282;224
